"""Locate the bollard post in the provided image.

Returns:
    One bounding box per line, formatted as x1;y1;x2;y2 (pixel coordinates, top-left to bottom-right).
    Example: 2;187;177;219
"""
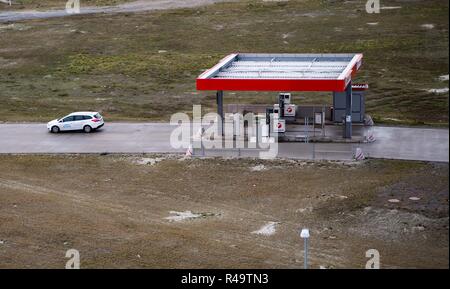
300;228;310;269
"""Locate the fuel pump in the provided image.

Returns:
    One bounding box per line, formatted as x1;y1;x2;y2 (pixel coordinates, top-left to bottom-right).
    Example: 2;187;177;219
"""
271;105;286;134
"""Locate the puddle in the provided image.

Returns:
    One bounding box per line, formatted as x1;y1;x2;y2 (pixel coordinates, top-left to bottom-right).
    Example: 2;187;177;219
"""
0;57;18;68
0;23;30;31
250;165;267;172
381;6;402;10
165;211;217;222
296;207;313;214
421;24;435;29
166;211;201;221
438;75;449;81
383;117;402;122
134;157;165;166
425;88;449;94
281;32;294;39
252;222;279;236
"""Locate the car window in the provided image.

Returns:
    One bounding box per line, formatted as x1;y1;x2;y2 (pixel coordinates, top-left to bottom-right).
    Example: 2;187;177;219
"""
63;116;74;122
83;115;92;120
73;115;84;121
94;113;102;119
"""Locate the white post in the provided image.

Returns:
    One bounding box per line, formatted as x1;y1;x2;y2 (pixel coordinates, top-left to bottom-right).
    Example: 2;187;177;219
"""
300;228;310;269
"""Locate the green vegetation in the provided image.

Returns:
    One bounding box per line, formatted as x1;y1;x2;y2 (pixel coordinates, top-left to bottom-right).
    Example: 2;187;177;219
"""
0;0;448;124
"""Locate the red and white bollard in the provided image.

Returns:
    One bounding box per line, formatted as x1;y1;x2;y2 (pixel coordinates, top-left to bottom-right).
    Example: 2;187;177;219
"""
366;127;376;143
185;144;193;157
354;147;365;161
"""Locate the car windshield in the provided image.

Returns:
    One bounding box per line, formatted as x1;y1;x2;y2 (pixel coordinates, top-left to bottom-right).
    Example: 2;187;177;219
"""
94;113;102;119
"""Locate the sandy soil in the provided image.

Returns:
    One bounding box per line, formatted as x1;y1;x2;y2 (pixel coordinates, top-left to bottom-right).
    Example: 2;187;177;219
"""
0;155;447;268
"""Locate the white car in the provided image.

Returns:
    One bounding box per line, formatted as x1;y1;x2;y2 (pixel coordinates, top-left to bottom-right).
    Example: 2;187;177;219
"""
47;112;104;133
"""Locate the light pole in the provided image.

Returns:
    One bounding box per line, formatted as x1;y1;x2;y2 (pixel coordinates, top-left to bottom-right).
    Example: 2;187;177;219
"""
300;228;310;269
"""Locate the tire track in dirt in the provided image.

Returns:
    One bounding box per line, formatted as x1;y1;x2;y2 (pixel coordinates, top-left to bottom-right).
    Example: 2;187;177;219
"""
0;177;340;267
0;178;182;226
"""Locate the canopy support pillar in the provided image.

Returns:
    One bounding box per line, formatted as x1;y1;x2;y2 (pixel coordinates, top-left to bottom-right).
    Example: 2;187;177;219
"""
216;90;224;136
344;81;352;139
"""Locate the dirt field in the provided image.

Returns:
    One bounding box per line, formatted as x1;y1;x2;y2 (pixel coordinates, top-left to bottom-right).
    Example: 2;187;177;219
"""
0;155;447;268
0;0;448;125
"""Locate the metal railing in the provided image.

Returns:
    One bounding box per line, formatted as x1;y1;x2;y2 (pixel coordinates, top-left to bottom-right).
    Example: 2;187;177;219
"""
191;141;355;161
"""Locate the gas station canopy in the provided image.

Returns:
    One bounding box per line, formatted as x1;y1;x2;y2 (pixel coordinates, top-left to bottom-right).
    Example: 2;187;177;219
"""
197;53;363;92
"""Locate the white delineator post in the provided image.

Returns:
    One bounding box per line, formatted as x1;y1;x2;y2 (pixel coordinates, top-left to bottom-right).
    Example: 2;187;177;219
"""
355;147;365;161
185;144;193;157
300;228;310;269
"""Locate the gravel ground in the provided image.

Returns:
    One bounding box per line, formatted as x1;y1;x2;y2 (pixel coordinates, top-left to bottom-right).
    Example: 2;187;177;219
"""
0;155;447;268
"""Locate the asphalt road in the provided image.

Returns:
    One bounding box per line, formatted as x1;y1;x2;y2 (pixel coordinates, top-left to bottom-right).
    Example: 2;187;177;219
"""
364;126;449;162
0;123;448;162
0;0;232;22
0;123;185;154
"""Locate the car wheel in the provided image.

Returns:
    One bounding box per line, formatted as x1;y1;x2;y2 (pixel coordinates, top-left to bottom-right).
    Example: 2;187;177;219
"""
83;125;92;133
51;126;60;133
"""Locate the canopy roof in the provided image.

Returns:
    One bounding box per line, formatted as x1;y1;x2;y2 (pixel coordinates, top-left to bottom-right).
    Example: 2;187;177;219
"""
197;53;363;92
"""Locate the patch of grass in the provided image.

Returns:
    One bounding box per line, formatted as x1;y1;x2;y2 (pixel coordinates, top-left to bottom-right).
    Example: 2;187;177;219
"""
0;0;448;124
64;52;219;84
1;0;131;10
